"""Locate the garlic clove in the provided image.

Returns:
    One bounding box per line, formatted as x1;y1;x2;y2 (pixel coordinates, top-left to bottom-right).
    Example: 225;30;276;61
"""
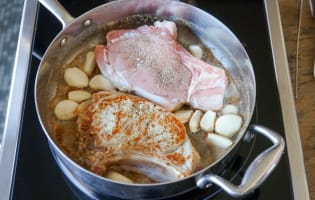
207;133;233;148
68;90;91;102
189;110;203;133
200;110;216;132
215;114;242;138
54;99;79;120
89;74;115;91
64;67;89;88
174;109;193;124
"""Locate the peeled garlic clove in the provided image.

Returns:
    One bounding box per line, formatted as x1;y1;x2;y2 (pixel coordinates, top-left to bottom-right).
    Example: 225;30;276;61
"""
215;114;243;138
77;100;91;114
188;44;203;59
83;51;96;76
207;133;233;148
200;110;216;132
54;99;78;120
106;171;133;184
68;90;91;102
89;74;115;91
222;104;239;115
64;67;89;88
189;110;203;133
174;109;193;124
154;21;177;38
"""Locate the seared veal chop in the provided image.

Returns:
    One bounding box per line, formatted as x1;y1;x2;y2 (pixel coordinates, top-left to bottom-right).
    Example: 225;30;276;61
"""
95;20;228;111
77;91;201;182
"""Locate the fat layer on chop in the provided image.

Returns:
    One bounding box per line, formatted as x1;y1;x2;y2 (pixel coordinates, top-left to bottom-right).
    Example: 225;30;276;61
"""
95;20;228;111
77;91;201;182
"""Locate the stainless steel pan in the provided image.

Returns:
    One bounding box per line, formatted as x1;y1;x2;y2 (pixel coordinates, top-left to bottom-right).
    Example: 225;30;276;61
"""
34;0;285;199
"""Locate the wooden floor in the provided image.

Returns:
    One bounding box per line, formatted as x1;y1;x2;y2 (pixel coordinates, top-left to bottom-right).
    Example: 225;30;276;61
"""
279;0;315;199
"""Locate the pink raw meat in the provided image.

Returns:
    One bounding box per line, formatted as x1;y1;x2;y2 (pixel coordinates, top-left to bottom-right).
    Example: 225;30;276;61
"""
95;21;228;111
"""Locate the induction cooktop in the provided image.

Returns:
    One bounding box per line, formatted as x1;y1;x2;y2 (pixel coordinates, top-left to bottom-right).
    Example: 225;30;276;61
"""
0;0;310;199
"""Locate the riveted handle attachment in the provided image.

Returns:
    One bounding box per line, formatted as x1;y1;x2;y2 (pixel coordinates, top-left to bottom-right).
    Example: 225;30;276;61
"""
197;125;285;198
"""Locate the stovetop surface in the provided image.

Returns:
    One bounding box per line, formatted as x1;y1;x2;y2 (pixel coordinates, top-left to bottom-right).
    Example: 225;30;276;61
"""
11;0;293;199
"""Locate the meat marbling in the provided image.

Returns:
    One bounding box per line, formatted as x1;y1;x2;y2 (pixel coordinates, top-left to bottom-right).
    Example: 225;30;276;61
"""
95;20;228;111
77;91;201;182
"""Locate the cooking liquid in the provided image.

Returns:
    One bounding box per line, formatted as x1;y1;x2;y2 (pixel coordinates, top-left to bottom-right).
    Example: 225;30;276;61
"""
49;15;241;184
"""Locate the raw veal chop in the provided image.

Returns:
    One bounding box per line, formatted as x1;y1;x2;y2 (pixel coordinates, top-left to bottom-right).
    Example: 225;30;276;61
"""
95;20;228;111
76;91;201;182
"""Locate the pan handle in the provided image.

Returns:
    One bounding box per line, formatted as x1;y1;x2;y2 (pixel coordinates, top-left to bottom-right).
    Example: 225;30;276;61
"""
38;0;75;28
196;125;285;198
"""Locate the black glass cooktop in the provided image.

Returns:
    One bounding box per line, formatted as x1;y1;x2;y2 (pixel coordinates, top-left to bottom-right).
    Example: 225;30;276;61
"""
11;0;293;199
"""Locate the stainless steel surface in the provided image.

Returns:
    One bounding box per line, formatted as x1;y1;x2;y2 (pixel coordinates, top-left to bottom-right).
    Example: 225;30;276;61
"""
265;0;310;199
309;0;315;16
0;0;38;199
34;0;264;198
0;0;24;141
53;151;103;199
196;125;285;198
38;0;74;28
34;0;287;199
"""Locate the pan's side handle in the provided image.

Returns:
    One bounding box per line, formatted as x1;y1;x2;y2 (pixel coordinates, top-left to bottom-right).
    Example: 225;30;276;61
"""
38;0;74;28
196;125;285;198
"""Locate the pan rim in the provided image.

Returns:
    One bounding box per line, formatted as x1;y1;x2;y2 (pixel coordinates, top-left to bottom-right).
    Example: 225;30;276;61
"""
34;0;256;188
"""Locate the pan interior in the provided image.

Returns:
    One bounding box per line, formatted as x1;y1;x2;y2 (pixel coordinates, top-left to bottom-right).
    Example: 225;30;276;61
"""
35;2;255;184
